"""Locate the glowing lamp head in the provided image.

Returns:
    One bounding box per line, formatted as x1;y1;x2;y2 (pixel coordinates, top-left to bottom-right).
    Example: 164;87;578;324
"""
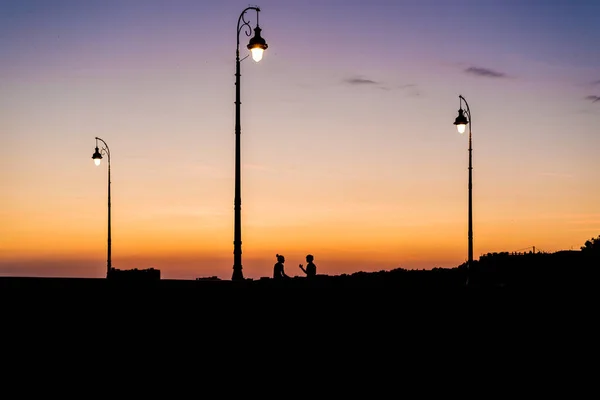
92;147;103;166
250;47;264;62
454;109;469;134
247;26;268;62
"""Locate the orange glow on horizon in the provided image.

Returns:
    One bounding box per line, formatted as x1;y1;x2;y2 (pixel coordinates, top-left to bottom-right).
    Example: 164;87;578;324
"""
3;2;599;280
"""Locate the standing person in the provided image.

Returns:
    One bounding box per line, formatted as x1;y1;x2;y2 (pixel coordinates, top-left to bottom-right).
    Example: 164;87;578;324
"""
273;254;290;280
299;254;317;278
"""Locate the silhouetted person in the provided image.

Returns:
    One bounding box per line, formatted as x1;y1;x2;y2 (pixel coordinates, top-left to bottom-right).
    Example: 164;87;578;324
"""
299;254;317;278
273;254;290;280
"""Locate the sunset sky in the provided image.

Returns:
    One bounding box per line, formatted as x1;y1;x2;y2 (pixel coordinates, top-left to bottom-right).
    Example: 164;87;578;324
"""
2;0;599;280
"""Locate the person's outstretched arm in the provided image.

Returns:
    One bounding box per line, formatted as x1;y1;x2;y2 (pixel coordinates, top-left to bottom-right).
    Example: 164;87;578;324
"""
299;264;307;275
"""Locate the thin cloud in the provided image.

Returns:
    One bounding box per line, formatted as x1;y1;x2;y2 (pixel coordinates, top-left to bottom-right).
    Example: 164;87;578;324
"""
585;95;600;103
397;83;420;97
343;75;396;91
464;66;507;78
591;80;600;86
342;76;420;94
343;76;379;85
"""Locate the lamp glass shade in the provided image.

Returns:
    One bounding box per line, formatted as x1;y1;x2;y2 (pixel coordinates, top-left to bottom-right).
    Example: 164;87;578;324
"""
250;47;264;62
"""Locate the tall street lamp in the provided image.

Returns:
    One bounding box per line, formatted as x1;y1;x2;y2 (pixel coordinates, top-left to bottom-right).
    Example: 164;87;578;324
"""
232;6;268;281
453;95;473;285
92;137;112;278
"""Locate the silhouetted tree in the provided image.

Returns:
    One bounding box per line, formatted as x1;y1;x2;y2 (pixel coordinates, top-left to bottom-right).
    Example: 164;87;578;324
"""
581;235;600;255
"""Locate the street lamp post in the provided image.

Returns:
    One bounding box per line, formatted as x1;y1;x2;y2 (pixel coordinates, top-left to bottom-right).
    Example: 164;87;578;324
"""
453;95;473;285
92;137;112;278
232;6;268;281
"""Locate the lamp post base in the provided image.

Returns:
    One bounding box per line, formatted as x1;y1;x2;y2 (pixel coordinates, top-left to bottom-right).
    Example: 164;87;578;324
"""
232;268;244;281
